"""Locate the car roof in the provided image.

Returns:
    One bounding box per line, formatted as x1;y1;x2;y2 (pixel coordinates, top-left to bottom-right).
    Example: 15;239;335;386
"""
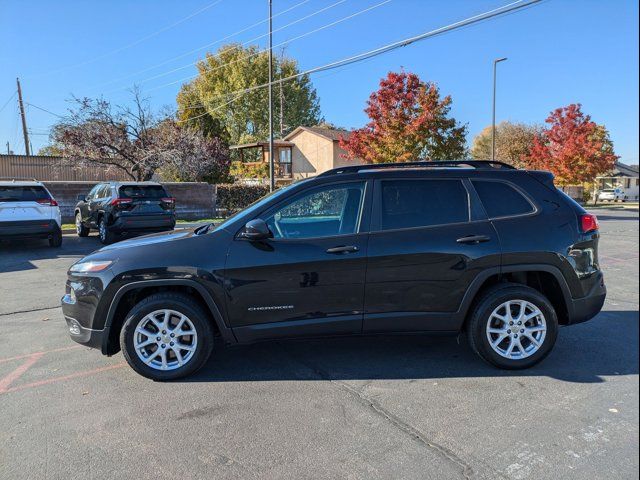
101;181;163;186
0;180;44;187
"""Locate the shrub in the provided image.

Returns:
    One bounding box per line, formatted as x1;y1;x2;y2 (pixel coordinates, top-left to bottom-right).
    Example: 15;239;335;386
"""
216;183;270;215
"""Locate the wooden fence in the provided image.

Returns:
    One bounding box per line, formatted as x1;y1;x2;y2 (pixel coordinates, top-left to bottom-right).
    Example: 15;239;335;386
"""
0;154;131;181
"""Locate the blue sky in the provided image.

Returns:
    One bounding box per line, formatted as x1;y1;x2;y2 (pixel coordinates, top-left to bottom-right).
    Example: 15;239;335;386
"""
1;0;638;163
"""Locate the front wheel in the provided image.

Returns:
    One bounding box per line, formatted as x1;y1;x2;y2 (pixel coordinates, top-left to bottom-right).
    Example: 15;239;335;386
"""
98;217;115;244
467;284;558;369
120;293;214;380
76;213;90;237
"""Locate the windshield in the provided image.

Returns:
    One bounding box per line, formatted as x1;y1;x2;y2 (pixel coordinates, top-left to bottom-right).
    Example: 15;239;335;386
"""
213;179;310;232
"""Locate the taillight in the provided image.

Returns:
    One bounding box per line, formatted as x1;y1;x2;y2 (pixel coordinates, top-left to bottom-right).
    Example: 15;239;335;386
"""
581;214;599;233
161;197;175;205
36;198;58;206
111;198;133;207
161;197;175;210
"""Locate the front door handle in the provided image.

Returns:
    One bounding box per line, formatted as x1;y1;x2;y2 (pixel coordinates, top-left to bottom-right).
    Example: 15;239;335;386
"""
326;245;359;254
456;235;491;245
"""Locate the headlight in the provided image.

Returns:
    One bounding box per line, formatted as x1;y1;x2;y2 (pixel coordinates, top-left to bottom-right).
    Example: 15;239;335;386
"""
69;260;113;273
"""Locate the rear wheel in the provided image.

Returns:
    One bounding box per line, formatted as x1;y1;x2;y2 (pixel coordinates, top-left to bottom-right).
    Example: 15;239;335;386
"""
76;213;90;237
98;217;115;244
467;284;558;369
120;293;214;381
49;226;62;247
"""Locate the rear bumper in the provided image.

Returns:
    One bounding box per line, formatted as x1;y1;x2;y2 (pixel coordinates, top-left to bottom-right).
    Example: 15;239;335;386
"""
567;272;607;325
109;214;175;233
0;219;59;239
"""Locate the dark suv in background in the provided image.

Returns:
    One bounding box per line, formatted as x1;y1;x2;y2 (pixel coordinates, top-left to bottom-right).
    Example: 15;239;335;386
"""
75;182;176;244
62;161;606;380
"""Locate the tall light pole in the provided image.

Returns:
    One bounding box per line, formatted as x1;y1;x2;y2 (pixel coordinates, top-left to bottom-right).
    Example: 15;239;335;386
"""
491;57;507;161
268;0;275;192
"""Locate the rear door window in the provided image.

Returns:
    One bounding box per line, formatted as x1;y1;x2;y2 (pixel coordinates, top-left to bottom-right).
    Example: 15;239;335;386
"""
0;186;50;203
379;179;469;230
472;180;535;218
118;185;168;199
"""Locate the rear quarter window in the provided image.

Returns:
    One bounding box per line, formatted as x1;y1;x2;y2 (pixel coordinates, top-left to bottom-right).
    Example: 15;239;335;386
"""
472;180;535;218
118;185;167;199
0;186;50;202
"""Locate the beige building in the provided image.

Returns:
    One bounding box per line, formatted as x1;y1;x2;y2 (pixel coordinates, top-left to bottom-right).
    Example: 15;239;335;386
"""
230;126;364;184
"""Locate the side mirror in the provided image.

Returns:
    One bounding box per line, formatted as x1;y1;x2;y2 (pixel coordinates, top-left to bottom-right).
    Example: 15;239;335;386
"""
239;219;272;241
77;194;86;202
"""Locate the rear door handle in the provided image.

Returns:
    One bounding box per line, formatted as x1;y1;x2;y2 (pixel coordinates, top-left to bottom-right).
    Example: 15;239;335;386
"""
326;245;359;254
456;235;491;244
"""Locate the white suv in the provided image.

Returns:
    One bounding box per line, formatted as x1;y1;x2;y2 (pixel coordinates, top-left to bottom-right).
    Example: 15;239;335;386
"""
0;180;62;247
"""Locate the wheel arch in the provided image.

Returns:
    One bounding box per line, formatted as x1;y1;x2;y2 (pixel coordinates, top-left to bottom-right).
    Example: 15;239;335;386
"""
455;265;573;330
102;279;236;355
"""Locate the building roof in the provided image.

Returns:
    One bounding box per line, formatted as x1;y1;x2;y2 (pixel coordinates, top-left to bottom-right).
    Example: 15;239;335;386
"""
229;140;294;150
613;162;639;177
284;126;351;142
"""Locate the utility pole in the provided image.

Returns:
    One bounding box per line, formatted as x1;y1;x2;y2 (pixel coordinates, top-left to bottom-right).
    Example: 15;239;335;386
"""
6;142;9;154
279;48;285;137
491;58;507;161
267;0;275;192
16;78;31;156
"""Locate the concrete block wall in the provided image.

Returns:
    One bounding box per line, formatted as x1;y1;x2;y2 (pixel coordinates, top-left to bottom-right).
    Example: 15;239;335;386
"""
43;181;216;222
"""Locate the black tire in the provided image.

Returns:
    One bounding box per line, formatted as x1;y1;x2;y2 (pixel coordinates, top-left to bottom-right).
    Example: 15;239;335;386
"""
49;226;62;247
119;292;214;381
98;216;115;244
466;284;558;369
76;213;90;237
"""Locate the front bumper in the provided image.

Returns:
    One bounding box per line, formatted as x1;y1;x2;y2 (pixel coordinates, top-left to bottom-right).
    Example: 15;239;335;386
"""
62;307;105;350
0;219;59;239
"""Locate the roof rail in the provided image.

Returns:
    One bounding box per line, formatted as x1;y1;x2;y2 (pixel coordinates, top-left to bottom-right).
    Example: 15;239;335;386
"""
0;176;39;182
319;160;516;176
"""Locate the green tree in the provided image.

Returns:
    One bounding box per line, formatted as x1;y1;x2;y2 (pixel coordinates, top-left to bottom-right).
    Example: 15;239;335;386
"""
177;44;322;145
471;121;540;168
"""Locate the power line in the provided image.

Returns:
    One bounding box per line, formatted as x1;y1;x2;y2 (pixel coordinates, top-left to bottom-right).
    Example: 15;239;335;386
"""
87;0;311;92
179;0;543;122
107;0;350;93
25;102;65;118
149;0;392;94
30;0;226;78
0;91;17;114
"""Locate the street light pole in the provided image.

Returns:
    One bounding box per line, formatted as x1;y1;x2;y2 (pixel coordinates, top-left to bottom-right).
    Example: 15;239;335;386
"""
268;0;275;192
491;57;507;161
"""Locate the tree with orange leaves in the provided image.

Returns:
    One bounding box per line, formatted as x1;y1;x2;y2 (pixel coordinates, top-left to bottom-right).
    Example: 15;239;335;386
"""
339;71;467;163
526;104;617;184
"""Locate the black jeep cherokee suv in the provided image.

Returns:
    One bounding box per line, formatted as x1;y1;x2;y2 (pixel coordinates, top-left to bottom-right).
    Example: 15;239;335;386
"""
74;181;176;244
62;161;606;380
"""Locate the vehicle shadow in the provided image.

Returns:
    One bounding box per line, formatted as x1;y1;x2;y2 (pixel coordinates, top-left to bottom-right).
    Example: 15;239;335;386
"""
186;309;638;384
0;235;99;273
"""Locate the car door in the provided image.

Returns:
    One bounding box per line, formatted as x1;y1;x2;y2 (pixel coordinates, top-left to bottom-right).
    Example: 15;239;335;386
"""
363;177;500;333
89;184;109;226
225;180;372;342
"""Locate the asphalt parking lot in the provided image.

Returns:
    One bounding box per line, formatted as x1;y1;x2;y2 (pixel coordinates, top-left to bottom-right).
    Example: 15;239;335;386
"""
1;207;638;480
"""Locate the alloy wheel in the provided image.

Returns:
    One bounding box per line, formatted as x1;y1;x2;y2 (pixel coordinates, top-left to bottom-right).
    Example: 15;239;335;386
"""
485;300;547;360
133;309;198;371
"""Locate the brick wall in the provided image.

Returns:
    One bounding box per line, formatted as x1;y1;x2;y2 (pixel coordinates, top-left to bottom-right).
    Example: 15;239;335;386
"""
43;181;216;222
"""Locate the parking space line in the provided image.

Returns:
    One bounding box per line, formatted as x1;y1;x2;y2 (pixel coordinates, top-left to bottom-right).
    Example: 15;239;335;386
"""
0;353;44;393
0;345;82;365
1;363;127;395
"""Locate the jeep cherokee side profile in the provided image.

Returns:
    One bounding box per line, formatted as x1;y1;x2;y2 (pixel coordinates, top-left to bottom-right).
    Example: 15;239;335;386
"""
61;161;606;380
74;181;176;244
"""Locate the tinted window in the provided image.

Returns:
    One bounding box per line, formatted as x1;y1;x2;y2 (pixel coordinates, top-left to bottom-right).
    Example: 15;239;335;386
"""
87;184;102;199
98;185;111;198
472;180;534;218
380;180;469;230
118;185;167;199
0;186;49;202
265;182;365;239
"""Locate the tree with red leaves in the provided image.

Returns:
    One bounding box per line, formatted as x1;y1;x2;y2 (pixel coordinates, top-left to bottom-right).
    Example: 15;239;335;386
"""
339;71;467;163
526;104;617;184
